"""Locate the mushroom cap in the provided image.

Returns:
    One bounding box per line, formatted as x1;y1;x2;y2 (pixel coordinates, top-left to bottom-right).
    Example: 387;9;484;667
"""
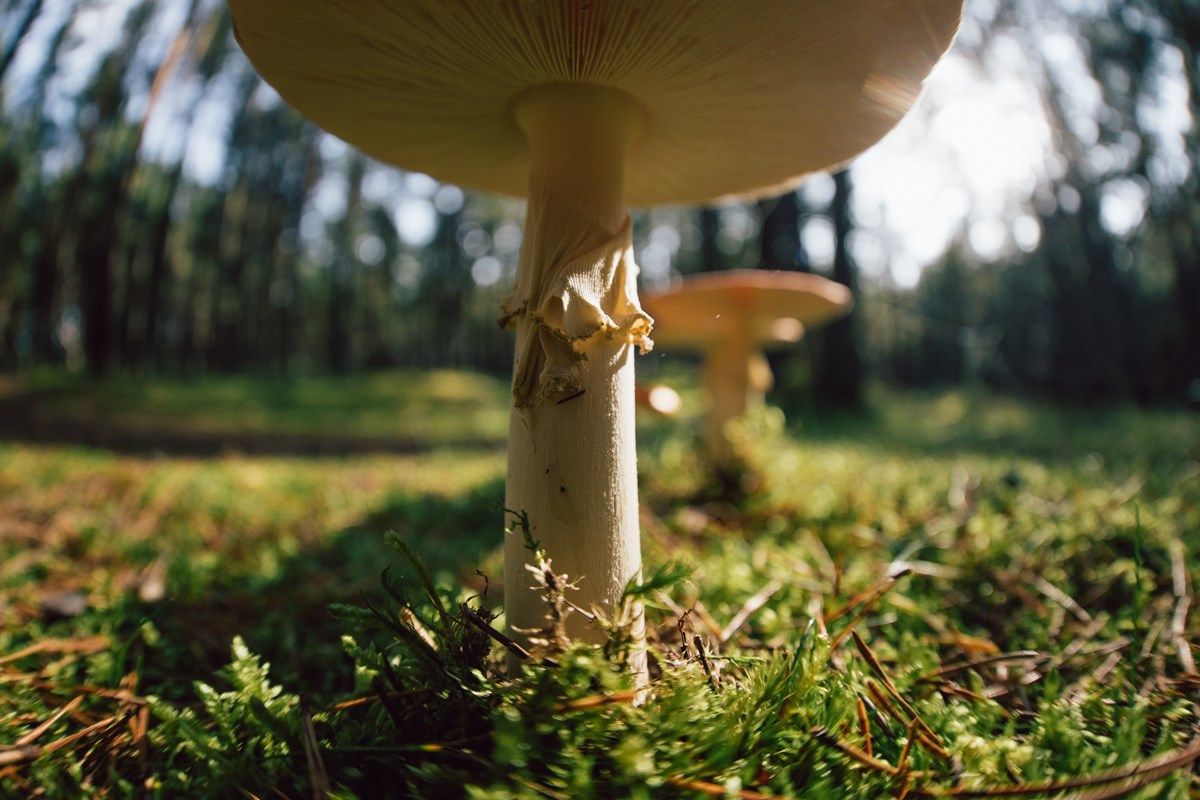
642;269;853;349
230;0;963;207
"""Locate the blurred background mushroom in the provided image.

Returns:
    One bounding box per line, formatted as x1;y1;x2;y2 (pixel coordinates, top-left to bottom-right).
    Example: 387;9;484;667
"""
643;270;852;456
635;383;682;418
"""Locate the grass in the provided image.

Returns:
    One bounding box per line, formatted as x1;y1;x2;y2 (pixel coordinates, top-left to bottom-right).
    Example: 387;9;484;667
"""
0;371;1196;798
0;369;512;451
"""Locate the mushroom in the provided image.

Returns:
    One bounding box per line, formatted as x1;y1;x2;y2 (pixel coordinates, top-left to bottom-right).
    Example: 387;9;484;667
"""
643;269;853;454
229;0;963;673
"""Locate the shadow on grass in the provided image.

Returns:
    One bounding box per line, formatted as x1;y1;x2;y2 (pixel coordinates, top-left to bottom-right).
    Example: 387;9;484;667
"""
0;386;504;456
133;476;506;702
785;390;1199;468
0;369;509;456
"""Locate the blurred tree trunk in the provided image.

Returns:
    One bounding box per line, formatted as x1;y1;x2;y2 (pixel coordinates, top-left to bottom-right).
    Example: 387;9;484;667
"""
697;206;721;272
274;128;320;374
205;71;259;371
0;0;42;82
141;5;228;371
30;201;61;362
812;170;863;408
1151;2;1200;387
138;165;184;369
78;139;136;377
1038;51;1135;400
757;191;805;270
359;204;401;367
17;5;73;362
415;197;467;367
178;188;223;371
327;154;365;373
755;190;812;410
72;2;154;376
208;179;251;370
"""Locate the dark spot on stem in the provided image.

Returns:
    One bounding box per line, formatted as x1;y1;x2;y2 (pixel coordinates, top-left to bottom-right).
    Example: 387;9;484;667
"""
556;389;586;405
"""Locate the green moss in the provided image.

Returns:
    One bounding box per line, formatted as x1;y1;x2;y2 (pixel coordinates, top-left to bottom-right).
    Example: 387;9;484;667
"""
0;383;1196;797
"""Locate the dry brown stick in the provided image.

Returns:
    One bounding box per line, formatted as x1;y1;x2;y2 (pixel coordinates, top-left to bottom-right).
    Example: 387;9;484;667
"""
912;736;1200;798
1063;650;1125;705
852;632;945;750
1032;577;1092;624
811;726;935;780
694;635;718;692
937;632;1001;656
919;652;1041;684
329;688;433;712
720;581;783;644
1169;540;1196;675
41;713;122;755
0;713;124;767
556;689;640;712
0;747;40;767
1053;762;1188;800
866;680;908;730
830;572;911;651
811;726;902;776
936;682;1010;717
10;696;84;748
460;605;556;666
0;636;109;667
1019;616;1108;688
300;703;331;800
827;569;911;624
897;719;918;773
665;776;780;800
856;696;873;757
853;632;901;693
859;679;951;762
0;764;27;785
800;530;838;590
808;594;829;639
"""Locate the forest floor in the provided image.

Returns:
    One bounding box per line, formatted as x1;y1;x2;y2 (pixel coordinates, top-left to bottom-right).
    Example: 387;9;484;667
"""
0;372;1197;798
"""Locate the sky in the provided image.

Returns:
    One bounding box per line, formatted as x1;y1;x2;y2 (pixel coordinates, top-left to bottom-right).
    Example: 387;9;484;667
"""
3;0;1187;290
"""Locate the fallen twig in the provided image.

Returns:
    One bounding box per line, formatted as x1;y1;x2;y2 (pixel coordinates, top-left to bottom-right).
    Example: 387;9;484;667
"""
720;581;782;644
911;735;1200;797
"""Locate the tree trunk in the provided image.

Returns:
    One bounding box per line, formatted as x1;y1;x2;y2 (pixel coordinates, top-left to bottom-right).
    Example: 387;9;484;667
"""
757;191;804;269
812;170;863;408
697;206;721;273
0;0;44;81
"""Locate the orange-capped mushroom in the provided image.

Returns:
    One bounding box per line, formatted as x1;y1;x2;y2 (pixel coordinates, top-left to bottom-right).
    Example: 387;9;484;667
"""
643;270;852;452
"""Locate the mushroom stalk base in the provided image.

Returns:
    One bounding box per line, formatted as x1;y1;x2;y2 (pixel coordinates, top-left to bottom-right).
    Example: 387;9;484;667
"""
703;331;773;458
501;84;650;677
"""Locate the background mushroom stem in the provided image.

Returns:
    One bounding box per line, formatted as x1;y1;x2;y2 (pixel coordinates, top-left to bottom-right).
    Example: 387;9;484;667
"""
501;84;650;676
701;324;770;456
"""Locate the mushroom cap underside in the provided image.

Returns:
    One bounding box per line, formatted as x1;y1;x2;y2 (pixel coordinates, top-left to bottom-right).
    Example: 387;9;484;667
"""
230;0;963;207
642;269;853;348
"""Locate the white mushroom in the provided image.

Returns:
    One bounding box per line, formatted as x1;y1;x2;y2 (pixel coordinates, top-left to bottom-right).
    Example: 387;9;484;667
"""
229;0;964;677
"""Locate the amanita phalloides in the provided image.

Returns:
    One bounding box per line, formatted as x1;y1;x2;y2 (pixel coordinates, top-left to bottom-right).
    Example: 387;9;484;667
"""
229;0;964;675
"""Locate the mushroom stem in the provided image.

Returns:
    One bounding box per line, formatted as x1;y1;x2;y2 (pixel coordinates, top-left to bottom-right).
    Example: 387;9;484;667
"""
501;84;650;676
702;327;772;456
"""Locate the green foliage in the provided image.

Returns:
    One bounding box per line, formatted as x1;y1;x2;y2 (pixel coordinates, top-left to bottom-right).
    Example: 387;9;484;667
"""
1;388;1197;797
148;637;300;796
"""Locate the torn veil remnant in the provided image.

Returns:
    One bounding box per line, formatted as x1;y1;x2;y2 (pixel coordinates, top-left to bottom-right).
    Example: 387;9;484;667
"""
499;84;654;410
229;0;966;680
